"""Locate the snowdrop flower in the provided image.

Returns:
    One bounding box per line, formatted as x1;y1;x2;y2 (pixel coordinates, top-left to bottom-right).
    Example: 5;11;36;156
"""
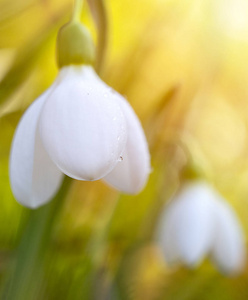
9;21;150;209
156;181;246;274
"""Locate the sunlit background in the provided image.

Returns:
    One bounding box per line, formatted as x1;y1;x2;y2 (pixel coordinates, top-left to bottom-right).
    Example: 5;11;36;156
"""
1;0;248;299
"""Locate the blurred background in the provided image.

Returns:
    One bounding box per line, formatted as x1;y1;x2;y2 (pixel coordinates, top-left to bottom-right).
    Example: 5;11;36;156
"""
1;0;248;299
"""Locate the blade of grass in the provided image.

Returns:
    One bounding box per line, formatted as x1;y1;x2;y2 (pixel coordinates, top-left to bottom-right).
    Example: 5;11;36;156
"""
0;4;70;108
1;176;72;300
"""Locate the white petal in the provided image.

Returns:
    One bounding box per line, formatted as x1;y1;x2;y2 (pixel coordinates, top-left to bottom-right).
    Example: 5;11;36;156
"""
104;97;150;194
9;88;64;208
211;199;246;274
166;182;215;266
39;66;127;181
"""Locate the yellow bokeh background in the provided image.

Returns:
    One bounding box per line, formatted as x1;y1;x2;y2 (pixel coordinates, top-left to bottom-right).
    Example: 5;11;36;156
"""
1;0;248;299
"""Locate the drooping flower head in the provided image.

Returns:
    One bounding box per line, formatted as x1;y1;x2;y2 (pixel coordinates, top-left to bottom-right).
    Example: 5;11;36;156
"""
156;181;246;275
9;17;150;208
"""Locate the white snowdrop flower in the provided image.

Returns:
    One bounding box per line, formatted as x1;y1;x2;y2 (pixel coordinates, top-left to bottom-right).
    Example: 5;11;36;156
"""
9;65;150;208
156;181;246;274
9;22;150;209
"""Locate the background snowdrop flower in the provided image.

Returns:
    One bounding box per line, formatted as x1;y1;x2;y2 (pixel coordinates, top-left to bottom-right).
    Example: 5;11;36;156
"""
9;21;150;209
156;181;246;274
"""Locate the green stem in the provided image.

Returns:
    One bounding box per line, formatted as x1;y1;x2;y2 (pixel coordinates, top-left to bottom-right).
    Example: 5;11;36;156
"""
72;0;84;22
79;195;121;300
2;177;72;300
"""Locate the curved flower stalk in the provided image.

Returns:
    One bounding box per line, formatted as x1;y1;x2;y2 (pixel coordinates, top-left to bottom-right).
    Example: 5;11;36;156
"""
9;21;150;209
156;181;246;274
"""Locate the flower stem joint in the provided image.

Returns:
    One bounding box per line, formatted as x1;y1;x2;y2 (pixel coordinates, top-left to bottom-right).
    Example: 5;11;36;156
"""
57;21;95;68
